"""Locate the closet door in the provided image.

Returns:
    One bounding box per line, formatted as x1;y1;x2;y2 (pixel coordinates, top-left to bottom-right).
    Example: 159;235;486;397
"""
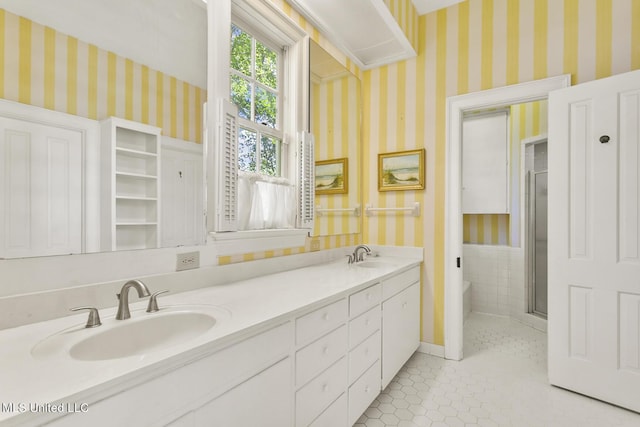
0;117;82;258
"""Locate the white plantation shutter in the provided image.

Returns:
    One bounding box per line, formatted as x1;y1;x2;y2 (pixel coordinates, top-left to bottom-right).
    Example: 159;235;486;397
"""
215;99;239;232
297;131;314;229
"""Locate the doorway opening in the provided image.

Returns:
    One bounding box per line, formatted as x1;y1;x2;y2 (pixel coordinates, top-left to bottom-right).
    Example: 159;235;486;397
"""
443;75;571;361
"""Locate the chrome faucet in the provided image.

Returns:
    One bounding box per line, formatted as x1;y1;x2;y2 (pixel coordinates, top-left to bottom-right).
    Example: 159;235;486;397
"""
352;244;372;262
116;279;151;320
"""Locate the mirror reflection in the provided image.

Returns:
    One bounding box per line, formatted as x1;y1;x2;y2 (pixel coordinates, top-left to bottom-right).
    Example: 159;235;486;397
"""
310;40;361;237
0;0;207;258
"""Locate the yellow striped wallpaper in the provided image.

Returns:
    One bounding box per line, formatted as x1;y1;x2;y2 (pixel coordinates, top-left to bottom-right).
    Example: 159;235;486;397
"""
312;74;361;237
463;99;547;246
0;9;206;143
364;0;640;345
384;0;420;52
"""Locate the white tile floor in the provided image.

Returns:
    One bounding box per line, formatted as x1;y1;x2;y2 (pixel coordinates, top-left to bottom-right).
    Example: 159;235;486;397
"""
355;313;640;427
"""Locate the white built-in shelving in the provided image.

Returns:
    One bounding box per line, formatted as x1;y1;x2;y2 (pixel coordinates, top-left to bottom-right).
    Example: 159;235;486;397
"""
101;117;161;251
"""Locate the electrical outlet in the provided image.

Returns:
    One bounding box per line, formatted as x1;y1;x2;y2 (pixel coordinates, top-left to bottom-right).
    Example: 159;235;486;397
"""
176;251;200;271
310;239;321;251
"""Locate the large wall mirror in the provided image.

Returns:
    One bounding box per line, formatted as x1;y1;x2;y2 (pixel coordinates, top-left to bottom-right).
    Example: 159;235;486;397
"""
310;40;361;237
0;0;207;258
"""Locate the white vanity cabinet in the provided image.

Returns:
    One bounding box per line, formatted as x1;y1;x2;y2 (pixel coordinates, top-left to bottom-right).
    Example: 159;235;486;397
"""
381;266;421;389
47;322;293;427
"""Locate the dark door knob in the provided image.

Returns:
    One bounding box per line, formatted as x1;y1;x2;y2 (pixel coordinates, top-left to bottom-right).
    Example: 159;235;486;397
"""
600;135;610;143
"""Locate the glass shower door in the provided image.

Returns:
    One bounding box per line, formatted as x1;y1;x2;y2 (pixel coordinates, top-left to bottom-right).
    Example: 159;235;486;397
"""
528;170;548;317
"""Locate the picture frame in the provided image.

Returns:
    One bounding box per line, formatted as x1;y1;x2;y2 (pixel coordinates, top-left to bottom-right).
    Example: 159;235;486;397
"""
378;149;425;191
315;157;348;195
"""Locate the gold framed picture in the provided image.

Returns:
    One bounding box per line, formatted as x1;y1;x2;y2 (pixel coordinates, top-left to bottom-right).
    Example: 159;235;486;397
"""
315;158;348;195
378;149;425;191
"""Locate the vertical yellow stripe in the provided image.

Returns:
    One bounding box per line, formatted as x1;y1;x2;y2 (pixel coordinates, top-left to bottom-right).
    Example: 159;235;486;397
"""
458;1;469;95
564;0;579;83
477;215;485;244
491;215;499;245
433;9;447;346
18;17;31;104
481;0;493;90
183;82;190;141
414;15;426;248
156;71;164;131
88;45;98;119
141;65;149;124
633;0;640;70
506;0;519;84
67;37;78;115
396;62;406;247
341;77;349;235
195;88;202;144
170;76;177;138
0;10;4;98
377;67;388;245
532;101;541;135
327;79;335;236
107;52;117;117
362;71;371;243
533;0;548;79
463;215;471;243
43;27;55;110
125;59;133;120
595;0;612;79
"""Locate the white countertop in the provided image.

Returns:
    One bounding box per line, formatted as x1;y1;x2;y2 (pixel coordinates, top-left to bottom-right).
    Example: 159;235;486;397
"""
0;253;422;426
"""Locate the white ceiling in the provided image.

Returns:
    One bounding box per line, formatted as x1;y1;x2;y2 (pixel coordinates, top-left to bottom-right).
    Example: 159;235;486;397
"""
411;0;466;15
0;0;207;88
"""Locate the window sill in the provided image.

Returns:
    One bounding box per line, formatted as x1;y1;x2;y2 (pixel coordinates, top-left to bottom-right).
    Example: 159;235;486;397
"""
208;228;309;256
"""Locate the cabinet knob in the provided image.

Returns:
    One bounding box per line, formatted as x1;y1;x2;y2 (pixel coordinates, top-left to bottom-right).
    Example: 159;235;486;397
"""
322;346;329;355
365;319;370;326
322;384;329;392
599;135;610;143
402;302;408;309
322;313;329;321
365;386;371;393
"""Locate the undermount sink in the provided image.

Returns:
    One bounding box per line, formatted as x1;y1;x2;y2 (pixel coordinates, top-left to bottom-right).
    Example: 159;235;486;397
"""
32;306;228;361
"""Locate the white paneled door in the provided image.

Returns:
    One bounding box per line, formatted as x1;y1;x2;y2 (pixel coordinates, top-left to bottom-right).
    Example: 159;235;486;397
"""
548;69;640;412
0;117;82;258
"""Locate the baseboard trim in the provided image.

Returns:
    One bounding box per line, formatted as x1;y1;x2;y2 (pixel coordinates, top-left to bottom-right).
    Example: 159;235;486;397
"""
416;342;445;358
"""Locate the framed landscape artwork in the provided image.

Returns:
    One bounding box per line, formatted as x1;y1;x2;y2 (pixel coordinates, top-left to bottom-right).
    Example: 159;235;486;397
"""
378;149;425;191
315;158;348;195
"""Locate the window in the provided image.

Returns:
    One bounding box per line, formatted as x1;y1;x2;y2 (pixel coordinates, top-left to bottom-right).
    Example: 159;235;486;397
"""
230;23;283;177
207;0;313;247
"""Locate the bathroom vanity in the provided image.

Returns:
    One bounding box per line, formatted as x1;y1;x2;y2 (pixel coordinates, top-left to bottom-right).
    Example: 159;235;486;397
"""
0;250;422;427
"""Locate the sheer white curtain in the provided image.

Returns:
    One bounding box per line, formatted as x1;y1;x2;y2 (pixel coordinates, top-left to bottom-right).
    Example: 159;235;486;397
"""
237;172;296;230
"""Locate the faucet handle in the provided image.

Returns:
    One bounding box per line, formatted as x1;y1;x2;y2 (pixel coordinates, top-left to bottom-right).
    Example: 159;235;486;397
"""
70;306;102;328
345;254;355;264
146;290;169;313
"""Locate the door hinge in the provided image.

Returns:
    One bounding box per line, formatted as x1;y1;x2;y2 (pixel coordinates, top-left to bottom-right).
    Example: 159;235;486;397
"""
456;257;461;268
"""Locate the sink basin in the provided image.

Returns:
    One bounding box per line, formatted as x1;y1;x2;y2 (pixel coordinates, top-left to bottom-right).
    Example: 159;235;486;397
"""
355;260;397;269
32;306;227;361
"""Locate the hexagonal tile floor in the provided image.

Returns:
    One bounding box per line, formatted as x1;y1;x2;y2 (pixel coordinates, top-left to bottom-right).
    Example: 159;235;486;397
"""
355;313;640;427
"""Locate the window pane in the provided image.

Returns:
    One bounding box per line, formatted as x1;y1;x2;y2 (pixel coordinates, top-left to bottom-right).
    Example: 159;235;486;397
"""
255;41;278;89
254;87;277;128
238;128;257;172
231;75;252;120
230;25;251;77
260;135;281;176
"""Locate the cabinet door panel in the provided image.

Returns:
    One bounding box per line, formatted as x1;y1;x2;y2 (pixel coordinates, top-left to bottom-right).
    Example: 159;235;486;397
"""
195;358;292;427
382;282;420;388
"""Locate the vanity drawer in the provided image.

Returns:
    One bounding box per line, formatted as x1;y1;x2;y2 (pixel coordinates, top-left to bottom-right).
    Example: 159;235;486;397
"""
349;283;381;317
348;330;380;384
348;360;381;426
296;357;347;427
296;298;348;345
309;393;347;427
296;325;347;387
382;266;420;300
349;305;381;348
